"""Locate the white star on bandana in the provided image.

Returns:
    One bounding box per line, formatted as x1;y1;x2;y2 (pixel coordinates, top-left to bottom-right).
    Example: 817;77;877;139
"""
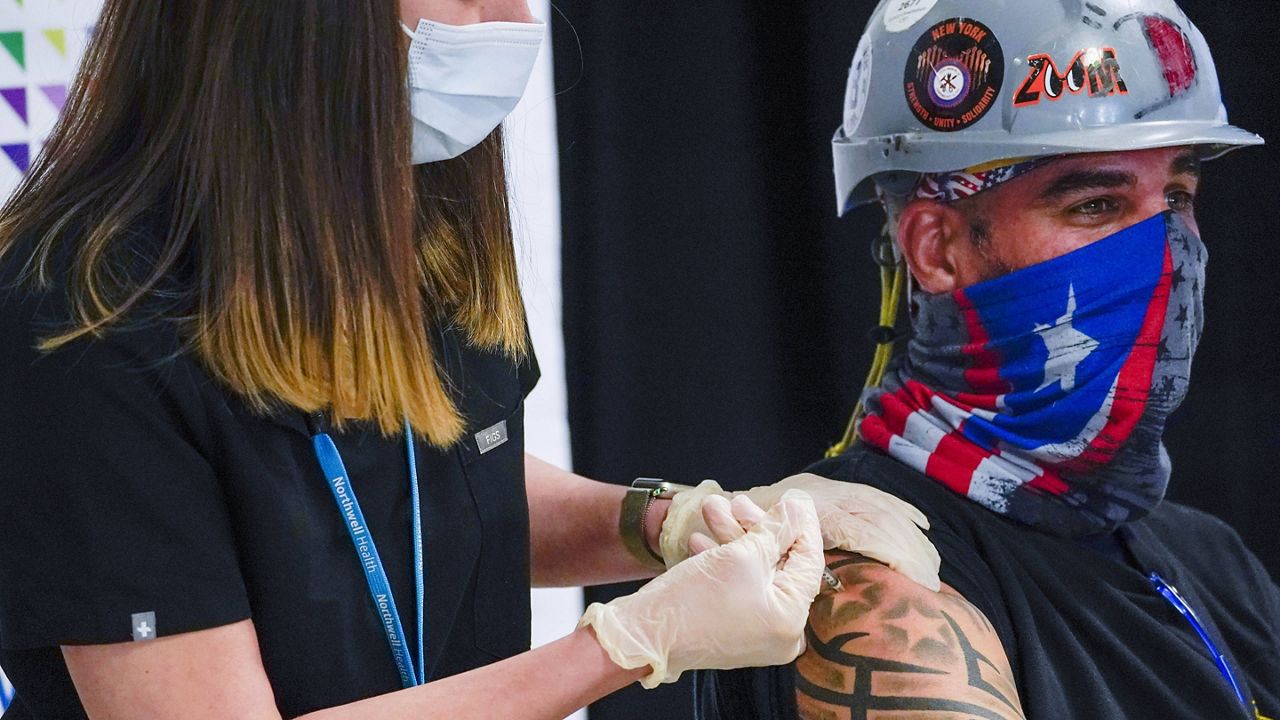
1035;284;1100;393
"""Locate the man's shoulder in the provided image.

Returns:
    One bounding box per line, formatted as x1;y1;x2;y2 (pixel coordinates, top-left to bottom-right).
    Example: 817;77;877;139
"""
798;553;1026;719
805;446;1024;641
804;446;997;539
806;446;932;500
1141;500;1273;582
1145;499;1245;542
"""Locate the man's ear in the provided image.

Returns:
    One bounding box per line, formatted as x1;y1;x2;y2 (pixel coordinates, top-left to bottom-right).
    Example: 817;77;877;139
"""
896;200;973;295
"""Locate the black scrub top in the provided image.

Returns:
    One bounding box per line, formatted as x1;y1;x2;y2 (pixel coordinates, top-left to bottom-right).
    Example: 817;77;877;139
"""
0;249;540;718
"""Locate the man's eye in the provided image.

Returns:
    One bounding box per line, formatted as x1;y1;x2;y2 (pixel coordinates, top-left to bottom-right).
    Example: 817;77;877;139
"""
1070;197;1119;216
1168;190;1197;212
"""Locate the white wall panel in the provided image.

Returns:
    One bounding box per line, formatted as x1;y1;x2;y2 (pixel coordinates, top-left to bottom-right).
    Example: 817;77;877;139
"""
0;4;103;711
505;3;588;719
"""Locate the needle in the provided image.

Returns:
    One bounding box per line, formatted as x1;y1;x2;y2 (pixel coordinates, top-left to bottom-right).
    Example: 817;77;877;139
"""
822;565;845;593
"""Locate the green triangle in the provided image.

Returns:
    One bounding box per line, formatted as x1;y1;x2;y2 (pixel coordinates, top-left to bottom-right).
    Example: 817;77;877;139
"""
42;29;66;57
0;32;23;69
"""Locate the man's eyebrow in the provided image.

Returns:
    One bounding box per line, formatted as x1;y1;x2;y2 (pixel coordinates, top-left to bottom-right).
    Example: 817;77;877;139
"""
1172;151;1202;178
1037;169;1137;201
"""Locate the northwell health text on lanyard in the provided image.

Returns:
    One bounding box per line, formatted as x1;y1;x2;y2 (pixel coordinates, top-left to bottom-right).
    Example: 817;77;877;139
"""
308;415;426;689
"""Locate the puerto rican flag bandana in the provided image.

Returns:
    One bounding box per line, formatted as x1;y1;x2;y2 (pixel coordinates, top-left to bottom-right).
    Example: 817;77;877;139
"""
861;212;1206;537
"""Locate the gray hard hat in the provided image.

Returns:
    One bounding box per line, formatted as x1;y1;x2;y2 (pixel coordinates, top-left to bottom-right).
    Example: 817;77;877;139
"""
833;0;1264;215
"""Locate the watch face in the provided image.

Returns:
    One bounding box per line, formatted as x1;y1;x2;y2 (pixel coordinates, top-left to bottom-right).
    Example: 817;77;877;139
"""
633;478;697;496
632;478;668;491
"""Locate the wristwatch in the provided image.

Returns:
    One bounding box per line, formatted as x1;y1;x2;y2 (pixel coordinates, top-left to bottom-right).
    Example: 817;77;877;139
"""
620;478;697;571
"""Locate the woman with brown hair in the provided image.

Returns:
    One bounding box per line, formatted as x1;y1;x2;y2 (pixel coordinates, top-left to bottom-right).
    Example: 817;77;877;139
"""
0;1;938;717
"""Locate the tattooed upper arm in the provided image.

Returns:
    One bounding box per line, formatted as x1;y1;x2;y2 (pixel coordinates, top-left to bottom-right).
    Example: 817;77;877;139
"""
795;552;1025;720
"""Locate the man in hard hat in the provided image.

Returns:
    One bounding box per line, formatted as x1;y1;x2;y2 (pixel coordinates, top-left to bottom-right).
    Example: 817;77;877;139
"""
690;0;1280;717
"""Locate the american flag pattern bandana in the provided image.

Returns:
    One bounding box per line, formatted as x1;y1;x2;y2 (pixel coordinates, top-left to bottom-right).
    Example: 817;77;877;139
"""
861;213;1206;537
913;157;1057;203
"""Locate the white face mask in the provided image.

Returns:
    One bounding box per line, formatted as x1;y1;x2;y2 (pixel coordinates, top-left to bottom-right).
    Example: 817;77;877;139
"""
403;19;544;164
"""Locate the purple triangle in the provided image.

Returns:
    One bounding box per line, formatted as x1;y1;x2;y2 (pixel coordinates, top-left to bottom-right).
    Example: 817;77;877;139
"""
0;87;26;125
40;84;67;112
2;143;29;173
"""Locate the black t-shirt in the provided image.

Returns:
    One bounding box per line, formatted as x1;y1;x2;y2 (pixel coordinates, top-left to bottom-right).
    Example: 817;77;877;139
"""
698;446;1280;720
0;254;539;718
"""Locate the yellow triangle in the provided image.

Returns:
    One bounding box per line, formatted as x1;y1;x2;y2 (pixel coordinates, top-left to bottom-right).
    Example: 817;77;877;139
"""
42;29;66;57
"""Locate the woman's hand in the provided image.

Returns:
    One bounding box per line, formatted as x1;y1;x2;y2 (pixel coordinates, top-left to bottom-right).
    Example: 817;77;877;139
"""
579;492;824;688
660;473;942;591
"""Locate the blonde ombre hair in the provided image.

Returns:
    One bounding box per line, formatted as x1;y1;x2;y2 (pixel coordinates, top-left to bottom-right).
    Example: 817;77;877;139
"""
0;1;526;446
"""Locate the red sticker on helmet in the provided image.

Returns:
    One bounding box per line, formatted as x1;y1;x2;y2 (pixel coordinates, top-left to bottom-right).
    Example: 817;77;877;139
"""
1111;12;1200;118
903;18;1005;132
1140;15;1198;98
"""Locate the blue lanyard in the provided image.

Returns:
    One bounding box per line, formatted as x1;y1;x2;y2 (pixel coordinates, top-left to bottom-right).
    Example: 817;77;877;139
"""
309;416;426;689
1149;572;1247;708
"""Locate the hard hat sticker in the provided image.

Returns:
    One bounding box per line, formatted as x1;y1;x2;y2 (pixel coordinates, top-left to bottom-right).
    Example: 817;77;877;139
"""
1013;48;1129;107
1117;13;1199;117
883;0;939;33
1135;15;1198;98
904;19;1004;133
843;34;874;136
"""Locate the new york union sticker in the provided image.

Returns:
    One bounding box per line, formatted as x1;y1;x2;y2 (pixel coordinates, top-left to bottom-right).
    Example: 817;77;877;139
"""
904;18;1005;132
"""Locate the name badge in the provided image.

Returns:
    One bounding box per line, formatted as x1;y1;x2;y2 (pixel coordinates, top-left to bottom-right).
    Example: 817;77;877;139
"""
475;420;508;455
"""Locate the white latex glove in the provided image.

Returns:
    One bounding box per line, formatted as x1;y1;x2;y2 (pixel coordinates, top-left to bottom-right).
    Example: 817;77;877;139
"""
579;491;823;689
660;474;941;591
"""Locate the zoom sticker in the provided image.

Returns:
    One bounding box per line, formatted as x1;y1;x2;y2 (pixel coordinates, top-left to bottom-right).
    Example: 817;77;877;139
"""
1013;47;1129;107
904;18;1004;132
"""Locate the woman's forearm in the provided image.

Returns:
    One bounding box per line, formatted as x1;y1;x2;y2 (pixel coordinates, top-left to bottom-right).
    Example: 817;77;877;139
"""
525;454;670;587
66;621;644;720
300;627;646;720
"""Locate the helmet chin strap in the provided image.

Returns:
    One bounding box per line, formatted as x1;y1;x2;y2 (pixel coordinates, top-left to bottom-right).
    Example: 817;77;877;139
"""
826;223;907;458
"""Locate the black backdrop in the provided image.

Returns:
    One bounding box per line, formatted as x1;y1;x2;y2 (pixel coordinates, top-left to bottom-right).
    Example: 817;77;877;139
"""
550;3;1280;719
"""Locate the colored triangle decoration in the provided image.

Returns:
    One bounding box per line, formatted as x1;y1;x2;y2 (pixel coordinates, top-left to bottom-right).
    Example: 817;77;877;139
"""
2;143;29;173
0;32;24;70
1;87;27;125
40;84;67;112
43;29;67;58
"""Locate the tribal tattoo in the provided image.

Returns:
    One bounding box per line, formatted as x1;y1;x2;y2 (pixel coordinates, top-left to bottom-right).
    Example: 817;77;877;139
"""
795;554;1026;720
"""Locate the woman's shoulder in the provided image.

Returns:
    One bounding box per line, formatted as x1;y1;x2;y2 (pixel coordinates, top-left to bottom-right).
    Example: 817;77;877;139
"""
0;285;186;387
0;275;207;458
0;214;191;381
